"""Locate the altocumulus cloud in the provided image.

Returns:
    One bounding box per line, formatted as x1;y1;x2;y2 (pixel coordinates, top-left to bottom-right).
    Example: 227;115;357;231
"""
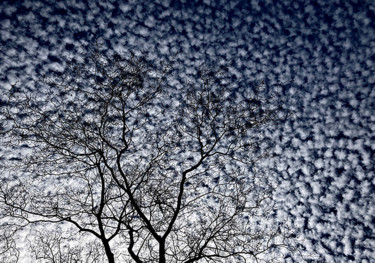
1;0;375;262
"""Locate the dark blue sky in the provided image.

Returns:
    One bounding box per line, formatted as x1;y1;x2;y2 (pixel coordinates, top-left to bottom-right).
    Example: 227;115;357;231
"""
1;0;374;262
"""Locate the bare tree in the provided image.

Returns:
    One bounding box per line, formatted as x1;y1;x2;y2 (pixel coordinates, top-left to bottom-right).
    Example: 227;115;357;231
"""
0;47;298;262
28;227;106;263
0;227;19;263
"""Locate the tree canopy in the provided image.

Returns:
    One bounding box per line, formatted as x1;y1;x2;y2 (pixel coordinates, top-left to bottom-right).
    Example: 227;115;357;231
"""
0;47;299;262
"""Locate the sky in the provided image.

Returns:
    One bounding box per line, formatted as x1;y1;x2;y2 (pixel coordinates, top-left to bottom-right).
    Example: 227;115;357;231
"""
0;0;374;262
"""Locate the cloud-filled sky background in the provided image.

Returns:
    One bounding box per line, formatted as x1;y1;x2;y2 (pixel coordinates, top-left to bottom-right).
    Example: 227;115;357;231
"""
1;0;374;262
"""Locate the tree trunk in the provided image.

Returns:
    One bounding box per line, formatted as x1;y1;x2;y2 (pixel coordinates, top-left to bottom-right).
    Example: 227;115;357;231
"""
159;240;166;263
102;239;115;263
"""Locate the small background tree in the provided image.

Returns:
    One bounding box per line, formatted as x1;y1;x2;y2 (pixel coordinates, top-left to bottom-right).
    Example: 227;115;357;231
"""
0;45;300;262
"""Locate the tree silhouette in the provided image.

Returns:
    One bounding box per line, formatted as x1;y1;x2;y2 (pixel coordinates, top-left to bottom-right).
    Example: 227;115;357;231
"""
0;47;298;262
28;228;106;263
0;227;19;263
